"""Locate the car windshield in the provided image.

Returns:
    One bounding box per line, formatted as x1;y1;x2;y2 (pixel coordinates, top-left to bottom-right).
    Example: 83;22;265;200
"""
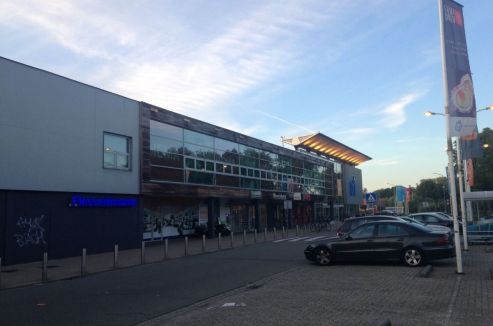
400;216;425;225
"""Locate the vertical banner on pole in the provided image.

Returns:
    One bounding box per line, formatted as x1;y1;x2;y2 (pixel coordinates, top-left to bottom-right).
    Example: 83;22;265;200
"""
441;0;477;137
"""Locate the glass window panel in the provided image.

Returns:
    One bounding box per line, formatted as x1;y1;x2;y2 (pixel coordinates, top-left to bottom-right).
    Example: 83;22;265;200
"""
240;155;259;168
104;134;127;153
215;150;239;164
185;158;195;169
151;135;183;154
206;162;214;171
116;154;129;169
183;143;215;159
247;169;254;177
216;175;239;187
186;171;214;185
184;129;214;148
254;170;259;178
260;159;273;170
261;180;274;190
151;166;183;182
104;133;131;170
151;152;183;168
241;178;260;189
150;120;183;140
233;166;239;175
196;160;205;170
215;138;239;153
104;152;115;168
261;171;266;179
240;167;247;176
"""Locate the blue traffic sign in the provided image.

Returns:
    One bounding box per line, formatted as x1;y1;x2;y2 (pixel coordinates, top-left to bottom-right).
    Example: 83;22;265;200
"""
366;192;377;204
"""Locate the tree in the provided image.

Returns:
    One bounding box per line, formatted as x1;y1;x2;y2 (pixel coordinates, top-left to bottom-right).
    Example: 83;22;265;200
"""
472;127;493;191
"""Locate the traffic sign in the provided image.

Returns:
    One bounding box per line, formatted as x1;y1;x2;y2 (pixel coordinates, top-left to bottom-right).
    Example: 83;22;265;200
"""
366;192;377;204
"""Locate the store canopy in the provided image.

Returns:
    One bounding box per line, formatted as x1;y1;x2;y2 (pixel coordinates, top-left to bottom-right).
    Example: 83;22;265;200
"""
282;133;371;166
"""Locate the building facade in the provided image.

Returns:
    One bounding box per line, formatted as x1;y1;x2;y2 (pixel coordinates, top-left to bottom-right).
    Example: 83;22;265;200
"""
0;57;369;265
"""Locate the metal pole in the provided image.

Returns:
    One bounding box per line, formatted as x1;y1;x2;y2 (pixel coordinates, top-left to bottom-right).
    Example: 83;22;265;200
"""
296;225;299;236
264;227;267;241
274;227;277;240
42;252;48;282
230;232;234;248
254;229;257;243
439;0;463;274
282;226;285;239
218;233;222;250
164;238;168;260
202;234;206;253
141;241;146;264
243;230;246;245
456;142;469;250
184;236;189;256
81;248;87;277
114;244;119;270
463;162;474;222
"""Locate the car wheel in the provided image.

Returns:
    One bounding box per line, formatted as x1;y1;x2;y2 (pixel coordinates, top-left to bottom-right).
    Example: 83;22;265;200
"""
402;247;424;267
315;247;332;266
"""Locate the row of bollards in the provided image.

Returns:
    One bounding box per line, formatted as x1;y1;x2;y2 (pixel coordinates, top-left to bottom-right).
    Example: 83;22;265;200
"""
1;224;328;287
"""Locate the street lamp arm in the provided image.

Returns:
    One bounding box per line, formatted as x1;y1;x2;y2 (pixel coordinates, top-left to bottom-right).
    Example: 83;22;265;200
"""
476;104;493;113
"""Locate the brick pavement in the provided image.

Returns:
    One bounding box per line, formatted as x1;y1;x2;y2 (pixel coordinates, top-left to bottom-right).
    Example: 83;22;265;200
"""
138;245;493;326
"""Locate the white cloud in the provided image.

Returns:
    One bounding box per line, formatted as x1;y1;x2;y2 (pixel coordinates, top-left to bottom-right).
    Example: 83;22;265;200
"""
379;92;424;128
0;0;136;59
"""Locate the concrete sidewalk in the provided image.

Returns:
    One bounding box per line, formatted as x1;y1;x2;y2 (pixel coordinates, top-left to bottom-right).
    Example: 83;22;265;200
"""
0;225;325;290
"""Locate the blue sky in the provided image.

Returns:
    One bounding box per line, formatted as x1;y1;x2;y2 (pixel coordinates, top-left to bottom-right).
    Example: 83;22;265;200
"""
1;0;492;191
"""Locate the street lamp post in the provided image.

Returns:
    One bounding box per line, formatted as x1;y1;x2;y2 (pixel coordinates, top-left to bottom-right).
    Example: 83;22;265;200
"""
424;104;492;270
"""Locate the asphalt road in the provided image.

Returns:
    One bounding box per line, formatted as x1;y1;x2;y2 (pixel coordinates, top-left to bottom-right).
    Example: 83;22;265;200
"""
0;235;314;326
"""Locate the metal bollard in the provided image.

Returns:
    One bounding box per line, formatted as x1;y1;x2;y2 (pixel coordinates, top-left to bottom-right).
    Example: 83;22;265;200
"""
296;225;299;236
185;236;189;256
114;244;119;270
164;238;169;260
42;252;48;282
254;229;258;243
264;228;267;241
218;233;222;250
243;230;246;246
282;226;286;238
274;227;277;240
81;248;87;277
230;232;234;248
202;234;206;253
141;241;146;264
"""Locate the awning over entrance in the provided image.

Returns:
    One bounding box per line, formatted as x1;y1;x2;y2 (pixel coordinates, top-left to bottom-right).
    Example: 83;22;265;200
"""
282;133;371;166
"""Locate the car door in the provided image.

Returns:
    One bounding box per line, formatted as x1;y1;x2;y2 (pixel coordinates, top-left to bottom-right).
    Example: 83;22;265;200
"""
332;223;377;262
373;223;409;260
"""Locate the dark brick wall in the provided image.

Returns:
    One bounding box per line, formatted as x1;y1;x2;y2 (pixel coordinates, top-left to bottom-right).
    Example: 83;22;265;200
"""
2;190;142;265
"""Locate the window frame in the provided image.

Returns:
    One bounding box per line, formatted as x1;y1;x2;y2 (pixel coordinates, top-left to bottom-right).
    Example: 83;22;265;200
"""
103;132;132;171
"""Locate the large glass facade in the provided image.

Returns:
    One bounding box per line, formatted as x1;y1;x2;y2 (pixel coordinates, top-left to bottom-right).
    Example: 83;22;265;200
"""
149;120;337;196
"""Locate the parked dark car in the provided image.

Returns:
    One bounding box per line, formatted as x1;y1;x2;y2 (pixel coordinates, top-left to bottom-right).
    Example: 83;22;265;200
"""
305;221;455;267
336;215;404;237
407;212;461;229
399;216;452;234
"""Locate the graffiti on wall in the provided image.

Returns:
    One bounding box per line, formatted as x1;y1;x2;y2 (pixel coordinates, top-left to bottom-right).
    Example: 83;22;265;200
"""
143;207;198;239
13;214;47;248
